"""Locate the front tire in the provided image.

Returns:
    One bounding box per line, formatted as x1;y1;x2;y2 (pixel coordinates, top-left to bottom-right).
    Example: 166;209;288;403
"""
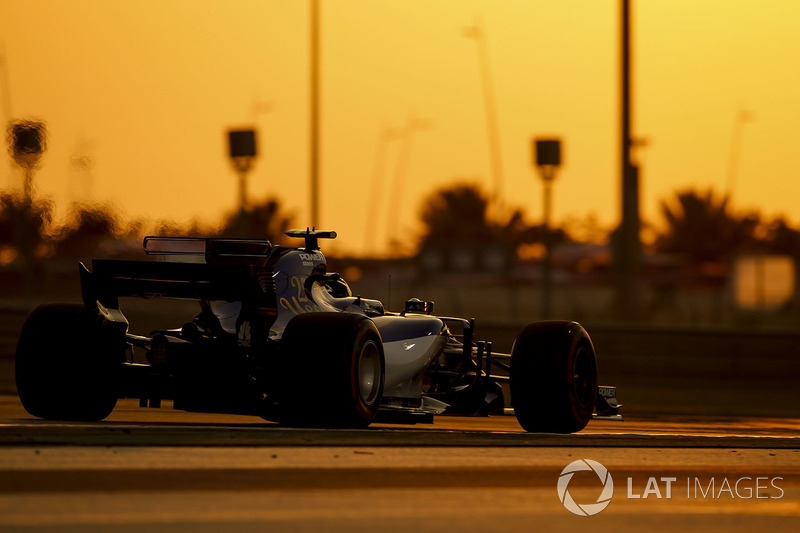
15;304;121;421
510;321;597;433
277;313;385;428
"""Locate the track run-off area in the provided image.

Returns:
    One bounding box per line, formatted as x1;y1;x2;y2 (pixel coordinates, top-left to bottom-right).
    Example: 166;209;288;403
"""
1;396;799;532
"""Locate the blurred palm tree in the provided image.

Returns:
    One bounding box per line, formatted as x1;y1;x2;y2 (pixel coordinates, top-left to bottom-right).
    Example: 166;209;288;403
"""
0;191;52;264
656;189;759;264
764;218;800;310
52;204;119;259
417;183;562;271
419;184;496;247
766;218;800;255
217;198;293;244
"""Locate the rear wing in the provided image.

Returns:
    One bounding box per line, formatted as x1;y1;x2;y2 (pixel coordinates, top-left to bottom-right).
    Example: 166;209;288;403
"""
79;229;337;311
80;236;278;310
142;227;337;257
81;260;274;307
143;236;273;261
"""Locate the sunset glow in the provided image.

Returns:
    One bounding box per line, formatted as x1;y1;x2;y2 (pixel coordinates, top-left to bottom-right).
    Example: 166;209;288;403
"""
2;0;799;255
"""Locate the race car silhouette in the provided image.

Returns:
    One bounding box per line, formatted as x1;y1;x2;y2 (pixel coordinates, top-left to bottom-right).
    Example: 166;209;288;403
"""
16;229;620;432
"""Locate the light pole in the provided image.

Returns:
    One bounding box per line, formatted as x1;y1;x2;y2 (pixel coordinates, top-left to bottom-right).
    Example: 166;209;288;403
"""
615;0;640;321
8;120;46;202
726;108;753;202
310;0;320;228
534;138;562;319
0;45;13;184
7;120;46;296
227;129;257;213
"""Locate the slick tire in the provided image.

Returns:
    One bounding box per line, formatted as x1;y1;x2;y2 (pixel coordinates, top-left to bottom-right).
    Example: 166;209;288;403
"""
15;304;120;421
510;321;597;433
278;313;385;428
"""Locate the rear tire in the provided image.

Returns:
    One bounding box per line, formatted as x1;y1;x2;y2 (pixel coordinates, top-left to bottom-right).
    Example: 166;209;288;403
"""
510;321;597;433
277;313;385;428
15;304;121;421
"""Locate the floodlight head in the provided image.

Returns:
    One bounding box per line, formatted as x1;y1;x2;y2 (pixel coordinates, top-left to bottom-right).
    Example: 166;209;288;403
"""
534;139;561;167
228;129;257;158
7;120;47;169
533;138;562;182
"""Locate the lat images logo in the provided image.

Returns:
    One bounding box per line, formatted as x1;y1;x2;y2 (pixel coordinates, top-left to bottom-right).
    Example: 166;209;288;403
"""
558;459;614;516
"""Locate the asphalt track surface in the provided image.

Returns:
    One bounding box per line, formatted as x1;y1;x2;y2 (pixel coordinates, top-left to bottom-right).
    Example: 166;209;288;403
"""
1;396;799;532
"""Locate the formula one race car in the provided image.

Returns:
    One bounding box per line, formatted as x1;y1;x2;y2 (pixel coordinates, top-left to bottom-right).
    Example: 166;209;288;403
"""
15;229;620;433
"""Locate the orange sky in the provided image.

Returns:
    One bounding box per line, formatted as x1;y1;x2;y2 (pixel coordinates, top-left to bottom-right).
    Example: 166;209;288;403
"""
1;0;799;256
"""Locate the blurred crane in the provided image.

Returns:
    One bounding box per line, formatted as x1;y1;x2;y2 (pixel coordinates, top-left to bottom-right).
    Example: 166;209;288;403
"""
385;115;431;252
364;125;401;253
463;17;504;207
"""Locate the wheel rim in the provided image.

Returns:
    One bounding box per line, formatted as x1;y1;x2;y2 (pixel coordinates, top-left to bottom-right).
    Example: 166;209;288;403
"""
572;346;595;408
357;339;382;406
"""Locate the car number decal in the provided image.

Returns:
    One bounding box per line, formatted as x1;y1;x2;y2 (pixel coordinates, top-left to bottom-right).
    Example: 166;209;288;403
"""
278;275;321;315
